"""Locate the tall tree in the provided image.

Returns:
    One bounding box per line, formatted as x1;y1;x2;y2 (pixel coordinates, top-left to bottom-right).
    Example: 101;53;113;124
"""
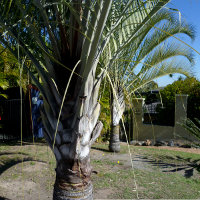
0;0;171;199
102;10;195;152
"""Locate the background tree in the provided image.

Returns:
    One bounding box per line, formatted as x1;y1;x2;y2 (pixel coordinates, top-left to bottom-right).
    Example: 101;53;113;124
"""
0;44;29;93
103;10;194;152
0;45;18;98
0;72;8;99
160;77;200;124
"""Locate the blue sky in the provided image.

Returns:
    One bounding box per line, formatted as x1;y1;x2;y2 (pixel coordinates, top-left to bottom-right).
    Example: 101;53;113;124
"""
155;0;200;87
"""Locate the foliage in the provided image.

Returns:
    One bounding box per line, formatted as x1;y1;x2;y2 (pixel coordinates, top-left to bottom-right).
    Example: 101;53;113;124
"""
98;80;111;142
108;10;195;96
0;45;29;95
0;46;11;98
0;46;18;86
160;77;200;120
161;77;198;101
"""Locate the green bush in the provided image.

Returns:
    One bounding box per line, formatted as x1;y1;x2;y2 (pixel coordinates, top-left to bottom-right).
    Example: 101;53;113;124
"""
160;77;200;121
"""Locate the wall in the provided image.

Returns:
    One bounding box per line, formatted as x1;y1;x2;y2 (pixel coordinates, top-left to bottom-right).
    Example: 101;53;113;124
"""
132;95;195;142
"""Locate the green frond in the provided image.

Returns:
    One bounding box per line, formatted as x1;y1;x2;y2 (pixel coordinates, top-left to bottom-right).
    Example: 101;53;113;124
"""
139;43;194;75
180;118;200;140
133;20;195;69
106;10;183;80
129;58;192;94
0;93;8;99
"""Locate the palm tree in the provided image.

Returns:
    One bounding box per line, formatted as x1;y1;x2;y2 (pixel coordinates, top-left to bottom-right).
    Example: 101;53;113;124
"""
179;118;200;146
0;0;171;199
105;10;195;152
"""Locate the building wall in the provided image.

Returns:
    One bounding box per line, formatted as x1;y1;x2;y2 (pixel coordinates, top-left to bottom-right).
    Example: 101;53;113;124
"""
132;95;196;142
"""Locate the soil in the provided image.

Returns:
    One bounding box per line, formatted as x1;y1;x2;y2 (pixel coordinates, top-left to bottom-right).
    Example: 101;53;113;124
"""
0;144;199;200
0;161;53;200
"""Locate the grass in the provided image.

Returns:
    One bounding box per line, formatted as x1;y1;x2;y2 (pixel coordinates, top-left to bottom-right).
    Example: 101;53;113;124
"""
92;165;200;199
92;143;200;199
0;141;200;199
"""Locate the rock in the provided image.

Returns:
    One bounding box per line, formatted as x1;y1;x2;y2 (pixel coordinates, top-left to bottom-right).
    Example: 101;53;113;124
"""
167;140;174;147
130;140;138;145
180;144;192;148
130;140;142;146
146;139;152;146
174;143;180;147
154;140;167;146
142;140;152;146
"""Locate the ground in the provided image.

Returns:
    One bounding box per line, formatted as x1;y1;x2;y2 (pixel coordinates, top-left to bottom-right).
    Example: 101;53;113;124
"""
0;142;200;199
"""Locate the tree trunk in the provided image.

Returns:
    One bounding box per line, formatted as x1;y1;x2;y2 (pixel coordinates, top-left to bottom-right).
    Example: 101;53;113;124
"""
54;181;93;200
51;119;103;200
109;125;120;152
53;157;93;200
40;71;103;199
109;85;125;153
50;117;103;200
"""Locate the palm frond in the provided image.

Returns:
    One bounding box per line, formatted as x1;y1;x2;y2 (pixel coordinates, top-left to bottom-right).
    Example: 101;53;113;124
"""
179;118;200;141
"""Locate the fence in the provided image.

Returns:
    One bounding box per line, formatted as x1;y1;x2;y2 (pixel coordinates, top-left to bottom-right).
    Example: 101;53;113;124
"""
0;99;30;140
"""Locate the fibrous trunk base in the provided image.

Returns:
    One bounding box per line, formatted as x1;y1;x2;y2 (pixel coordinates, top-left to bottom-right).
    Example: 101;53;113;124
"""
53;180;93;200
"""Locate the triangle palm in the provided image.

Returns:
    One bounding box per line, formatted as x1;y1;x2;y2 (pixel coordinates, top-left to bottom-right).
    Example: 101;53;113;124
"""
101;10;194;152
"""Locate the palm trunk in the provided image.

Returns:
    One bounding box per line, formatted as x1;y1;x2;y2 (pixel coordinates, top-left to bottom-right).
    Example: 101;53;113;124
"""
52;121;102;200
50;117;102;200
109;85;125;152
39;70;103;199
53;157;93;200
49;111;102;200
109;124;120;152
54;183;92;200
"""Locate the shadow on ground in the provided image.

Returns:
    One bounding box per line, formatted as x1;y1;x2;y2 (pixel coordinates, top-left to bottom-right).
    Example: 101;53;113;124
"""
0;139;47;147
133;154;200;178
0;152;46;175
91;146;110;152
0;152;29;157
0;197;11;200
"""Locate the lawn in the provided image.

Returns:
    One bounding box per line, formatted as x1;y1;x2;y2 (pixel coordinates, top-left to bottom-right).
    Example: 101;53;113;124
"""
0;141;200;199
